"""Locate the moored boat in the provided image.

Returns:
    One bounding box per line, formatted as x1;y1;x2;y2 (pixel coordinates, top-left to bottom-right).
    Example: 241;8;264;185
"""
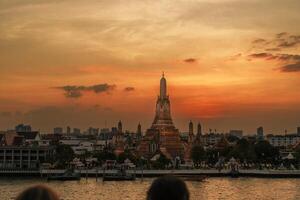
47;169;81;181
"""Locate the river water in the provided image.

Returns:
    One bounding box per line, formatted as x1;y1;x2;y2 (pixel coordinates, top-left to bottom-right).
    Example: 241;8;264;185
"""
0;177;300;200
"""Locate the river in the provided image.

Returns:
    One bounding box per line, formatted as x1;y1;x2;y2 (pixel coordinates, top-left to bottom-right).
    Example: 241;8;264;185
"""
0;177;299;200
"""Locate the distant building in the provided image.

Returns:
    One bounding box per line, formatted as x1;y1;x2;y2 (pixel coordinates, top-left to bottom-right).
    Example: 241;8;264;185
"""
266;134;300;148
67;126;71;134
136;123;142;138
0;146;55;169
15;124;32;133
197;123;202;136
201;133;223;147
118;120;123;133
17;131;40;146
53;127;63;134
257;126;264;140
193;122;203;145
0;130;54;169
111;127;118;135
188;121;194;144
73;128;81;134
229;130;243;139
298;127;300;135
88;127;99;135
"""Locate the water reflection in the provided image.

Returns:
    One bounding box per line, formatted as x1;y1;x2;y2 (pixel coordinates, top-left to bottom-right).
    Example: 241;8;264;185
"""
0;178;300;200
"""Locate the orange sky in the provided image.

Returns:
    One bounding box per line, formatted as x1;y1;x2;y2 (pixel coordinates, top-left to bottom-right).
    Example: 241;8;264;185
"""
0;0;300;134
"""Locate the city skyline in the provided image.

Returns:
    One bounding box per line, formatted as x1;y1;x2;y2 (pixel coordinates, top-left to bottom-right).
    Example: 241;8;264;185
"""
1;0;300;133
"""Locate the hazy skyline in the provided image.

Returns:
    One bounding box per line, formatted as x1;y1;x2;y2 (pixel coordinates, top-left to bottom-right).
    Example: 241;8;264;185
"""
0;0;300;134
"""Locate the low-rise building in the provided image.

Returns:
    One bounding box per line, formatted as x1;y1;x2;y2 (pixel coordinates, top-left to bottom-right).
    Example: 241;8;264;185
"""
266;134;300;148
0;146;55;169
201;133;223;146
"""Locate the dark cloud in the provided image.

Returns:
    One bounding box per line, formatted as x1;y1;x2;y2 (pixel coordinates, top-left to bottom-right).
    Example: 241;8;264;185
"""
280;62;300;72
55;83;116;98
124;87;135;92
248;52;300;73
278;41;299;48
277;34;300;48
248;53;300;62
252;38;266;44
248;53;276;60
276;32;288;38
183;58;197;63
250;32;300;52
265;48;281;51
276;54;300;61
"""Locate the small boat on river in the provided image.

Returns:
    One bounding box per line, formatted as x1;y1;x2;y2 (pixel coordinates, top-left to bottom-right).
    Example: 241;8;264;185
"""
47;169;81;181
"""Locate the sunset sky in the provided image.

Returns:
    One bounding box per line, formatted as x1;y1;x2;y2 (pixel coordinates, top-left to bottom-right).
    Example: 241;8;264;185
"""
0;0;300;134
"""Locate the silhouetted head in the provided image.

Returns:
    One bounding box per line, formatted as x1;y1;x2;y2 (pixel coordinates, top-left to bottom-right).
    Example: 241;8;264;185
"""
16;185;59;200
147;176;189;200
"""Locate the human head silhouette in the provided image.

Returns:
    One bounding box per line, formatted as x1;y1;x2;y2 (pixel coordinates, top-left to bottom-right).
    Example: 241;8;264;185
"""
16;185;59;200
147;176;189;200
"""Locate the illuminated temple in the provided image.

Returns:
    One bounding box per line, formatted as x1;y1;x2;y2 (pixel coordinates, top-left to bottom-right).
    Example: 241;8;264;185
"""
138;74;184;159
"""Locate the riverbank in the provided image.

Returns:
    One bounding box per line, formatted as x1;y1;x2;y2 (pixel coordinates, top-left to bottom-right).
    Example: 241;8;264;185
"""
1;169;300;178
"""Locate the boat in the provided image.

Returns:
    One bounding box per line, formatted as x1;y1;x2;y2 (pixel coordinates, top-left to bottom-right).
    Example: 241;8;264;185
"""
47;169;81;181
103;168;136;181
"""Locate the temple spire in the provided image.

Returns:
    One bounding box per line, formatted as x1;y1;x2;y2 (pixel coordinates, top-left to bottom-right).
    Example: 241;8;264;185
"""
160;73;167;98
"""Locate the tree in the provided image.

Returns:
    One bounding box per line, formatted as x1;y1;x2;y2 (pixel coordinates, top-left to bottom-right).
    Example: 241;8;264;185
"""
254;140;279;163
55;144;75;168
191;145;206;167
93;150;116;165
227;139;256;162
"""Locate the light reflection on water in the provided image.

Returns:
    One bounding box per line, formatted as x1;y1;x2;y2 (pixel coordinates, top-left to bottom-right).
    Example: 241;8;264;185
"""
0;177;300;200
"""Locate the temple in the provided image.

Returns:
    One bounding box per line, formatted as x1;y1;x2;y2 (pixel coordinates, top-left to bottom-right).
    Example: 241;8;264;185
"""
138;73;184;159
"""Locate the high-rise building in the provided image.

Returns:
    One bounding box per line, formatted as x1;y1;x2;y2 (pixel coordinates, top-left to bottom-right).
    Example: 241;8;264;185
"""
197;123;202;136
297;127;300;135
138;73;184;159
118;120;122;133
188;121;194;143
137;123;142;137
67;126;71;134
194;122;202;145
15;124;32;133
257;126;264;140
